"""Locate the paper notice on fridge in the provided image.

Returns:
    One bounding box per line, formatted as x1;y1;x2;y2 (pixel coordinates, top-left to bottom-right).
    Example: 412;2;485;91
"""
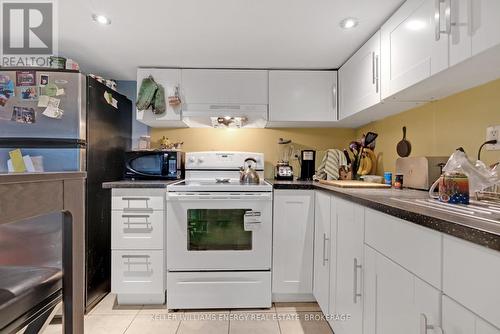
42;106;64;119
8;149;26;173
56;88;65;96
38;95;50;107
23;155;35;172
104;91;118;108
41;97;63;119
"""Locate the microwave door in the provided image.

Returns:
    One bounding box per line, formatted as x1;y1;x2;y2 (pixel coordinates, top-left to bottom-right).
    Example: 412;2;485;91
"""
127;154;163;177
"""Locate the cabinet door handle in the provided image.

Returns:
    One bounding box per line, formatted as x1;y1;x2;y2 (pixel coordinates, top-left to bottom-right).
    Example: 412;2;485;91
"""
372;52;376;84
375;55;380;93
435;0;442;40
435;0;451;40
332;84;337;111
445;0;452;34
322;233;329;266
353;258;362;303
420;313;444;334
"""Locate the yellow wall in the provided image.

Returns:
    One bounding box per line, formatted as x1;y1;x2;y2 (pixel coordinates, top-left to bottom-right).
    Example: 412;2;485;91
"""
150;128;355;178
356;79;500;175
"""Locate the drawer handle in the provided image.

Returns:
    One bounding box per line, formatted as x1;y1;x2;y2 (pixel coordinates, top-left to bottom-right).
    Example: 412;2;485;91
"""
122;208;154;213
122;214;152;231
353;258;362;304
122;197;150;201
420;313;444;334
122;254;152;273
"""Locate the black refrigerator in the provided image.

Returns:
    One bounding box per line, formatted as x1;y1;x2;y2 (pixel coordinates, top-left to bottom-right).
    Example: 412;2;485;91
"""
0;69;132;312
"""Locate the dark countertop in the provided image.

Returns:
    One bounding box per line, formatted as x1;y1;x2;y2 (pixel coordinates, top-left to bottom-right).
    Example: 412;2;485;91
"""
102;179;181;189
269;179;500;251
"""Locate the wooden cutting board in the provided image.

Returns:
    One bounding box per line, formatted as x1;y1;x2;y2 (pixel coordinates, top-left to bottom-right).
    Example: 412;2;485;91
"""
318;179;391;188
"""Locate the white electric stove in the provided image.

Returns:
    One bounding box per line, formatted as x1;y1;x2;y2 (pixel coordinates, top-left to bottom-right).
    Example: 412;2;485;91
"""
166;152;273;310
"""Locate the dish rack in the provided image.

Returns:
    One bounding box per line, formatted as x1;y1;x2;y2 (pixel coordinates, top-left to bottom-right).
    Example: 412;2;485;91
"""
475;185;500;202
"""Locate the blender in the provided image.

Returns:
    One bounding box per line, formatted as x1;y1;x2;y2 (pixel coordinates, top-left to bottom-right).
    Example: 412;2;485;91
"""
275;138;294;180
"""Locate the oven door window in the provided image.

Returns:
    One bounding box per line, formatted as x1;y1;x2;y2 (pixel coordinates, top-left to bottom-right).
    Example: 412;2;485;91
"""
187;209;252;251
130;155;161;175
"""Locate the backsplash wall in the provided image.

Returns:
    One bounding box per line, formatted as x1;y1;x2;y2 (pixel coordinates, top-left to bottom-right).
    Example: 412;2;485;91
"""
356;78;500;175
150;128;355;178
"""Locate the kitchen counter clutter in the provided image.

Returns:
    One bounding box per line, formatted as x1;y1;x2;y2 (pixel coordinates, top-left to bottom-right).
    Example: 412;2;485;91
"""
269;179;500;251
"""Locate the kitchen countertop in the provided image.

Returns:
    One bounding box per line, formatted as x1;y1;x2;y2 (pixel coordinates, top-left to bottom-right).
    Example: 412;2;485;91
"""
269;179;500;251
102;179;181;189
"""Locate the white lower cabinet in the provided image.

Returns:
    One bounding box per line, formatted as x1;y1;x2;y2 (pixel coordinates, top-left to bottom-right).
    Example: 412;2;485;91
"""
313;191;332;314
443;296;500;334
111;250;165;304
111;188;166;304
272;190;315;301
364;247;442;334
443;235;500;328
332;198;364;334
307;191;500;334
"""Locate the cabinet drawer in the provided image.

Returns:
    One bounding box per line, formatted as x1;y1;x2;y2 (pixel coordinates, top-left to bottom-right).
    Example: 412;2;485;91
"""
443;236;500;328
111;211;164;250
364;209;442;288
111;250;164;295
112;189;165;211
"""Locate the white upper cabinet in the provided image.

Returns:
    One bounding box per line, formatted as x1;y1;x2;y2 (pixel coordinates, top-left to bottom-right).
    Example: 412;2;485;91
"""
381;0;449;100
136;68;184;127
313;191;332;314
181;69;268;106
268;70;338;124
339;31;381;120
450;0;500;66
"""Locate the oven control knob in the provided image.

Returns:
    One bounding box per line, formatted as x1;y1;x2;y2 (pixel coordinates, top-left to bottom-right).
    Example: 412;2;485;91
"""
197;157;204;164
188;156;195;163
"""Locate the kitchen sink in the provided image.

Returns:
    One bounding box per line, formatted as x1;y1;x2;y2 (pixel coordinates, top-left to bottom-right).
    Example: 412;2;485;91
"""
391;198;500;224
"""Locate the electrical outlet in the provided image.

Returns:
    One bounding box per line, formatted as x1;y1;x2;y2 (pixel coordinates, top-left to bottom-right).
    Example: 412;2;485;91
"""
485;125;500;150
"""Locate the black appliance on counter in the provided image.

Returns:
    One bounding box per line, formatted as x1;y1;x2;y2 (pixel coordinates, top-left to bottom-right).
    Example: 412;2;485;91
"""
124;150;185;180
299;150;316;180
0;69;132;313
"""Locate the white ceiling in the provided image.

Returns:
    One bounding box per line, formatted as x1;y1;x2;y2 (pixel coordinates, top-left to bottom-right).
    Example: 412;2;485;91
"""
58;0;404;80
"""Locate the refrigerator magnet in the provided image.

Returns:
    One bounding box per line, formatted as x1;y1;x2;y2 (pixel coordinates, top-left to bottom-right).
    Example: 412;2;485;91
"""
16;71;36;86
40;75;49;86
19;86;38;101
41;83;58;97
0;78;15;98
11;106;36;124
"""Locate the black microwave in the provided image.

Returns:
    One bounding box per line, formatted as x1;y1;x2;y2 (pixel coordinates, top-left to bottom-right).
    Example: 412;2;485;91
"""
124;150;185;180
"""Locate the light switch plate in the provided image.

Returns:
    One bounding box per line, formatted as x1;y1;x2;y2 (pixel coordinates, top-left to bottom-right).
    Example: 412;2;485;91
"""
485;125;500;150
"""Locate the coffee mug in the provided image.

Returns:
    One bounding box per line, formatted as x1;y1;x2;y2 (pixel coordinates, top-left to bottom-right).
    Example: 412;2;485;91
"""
429;172;469;204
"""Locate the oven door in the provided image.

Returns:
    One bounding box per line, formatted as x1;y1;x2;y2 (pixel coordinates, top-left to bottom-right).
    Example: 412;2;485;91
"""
166;192;272;271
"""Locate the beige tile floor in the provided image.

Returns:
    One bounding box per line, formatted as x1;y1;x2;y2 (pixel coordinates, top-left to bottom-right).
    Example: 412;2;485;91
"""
43;294;333;334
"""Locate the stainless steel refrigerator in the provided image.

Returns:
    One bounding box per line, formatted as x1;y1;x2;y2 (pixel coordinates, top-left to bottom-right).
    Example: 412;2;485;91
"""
0;68;132;312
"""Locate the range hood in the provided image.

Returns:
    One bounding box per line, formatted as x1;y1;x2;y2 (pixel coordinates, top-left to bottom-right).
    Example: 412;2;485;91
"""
182;104;268;128
180;69;269;128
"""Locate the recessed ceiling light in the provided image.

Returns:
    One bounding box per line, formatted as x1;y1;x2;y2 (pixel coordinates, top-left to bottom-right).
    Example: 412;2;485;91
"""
339;17;359;30
92;14;111;25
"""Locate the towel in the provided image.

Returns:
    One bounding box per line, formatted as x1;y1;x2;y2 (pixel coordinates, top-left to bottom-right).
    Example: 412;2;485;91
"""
314;149;348;181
